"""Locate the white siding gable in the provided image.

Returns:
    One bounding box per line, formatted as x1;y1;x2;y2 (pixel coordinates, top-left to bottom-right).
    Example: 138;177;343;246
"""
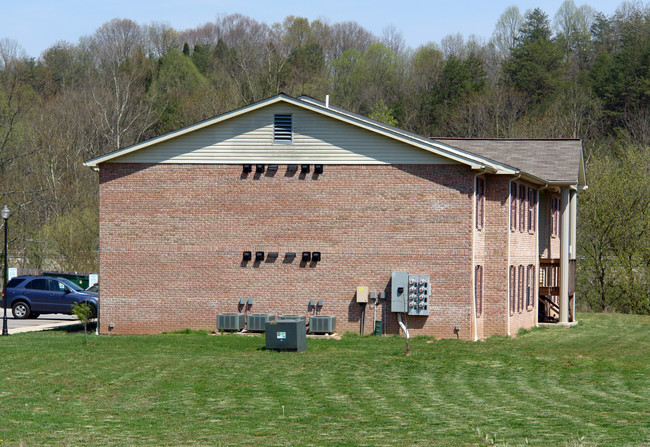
113;103;455;165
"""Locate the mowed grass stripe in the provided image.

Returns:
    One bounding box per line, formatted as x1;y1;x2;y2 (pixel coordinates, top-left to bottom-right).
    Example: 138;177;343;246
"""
0;313;648;446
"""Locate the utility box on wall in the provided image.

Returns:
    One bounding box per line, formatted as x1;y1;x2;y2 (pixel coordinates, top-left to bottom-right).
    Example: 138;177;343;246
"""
356;286;369;303
391;271;430;316
391;271;409;313
265;319;306;352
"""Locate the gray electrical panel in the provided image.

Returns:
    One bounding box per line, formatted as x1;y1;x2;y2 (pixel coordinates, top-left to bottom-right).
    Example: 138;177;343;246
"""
265;319;306;352
391;271;430;316
391;271;410;313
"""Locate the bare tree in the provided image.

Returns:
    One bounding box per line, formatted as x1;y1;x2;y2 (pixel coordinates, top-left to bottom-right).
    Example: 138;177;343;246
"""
327;21;376;62
146;22;181;58
0;38;26;70
382;24;406;55
554;0;596;60
88;18;145;73
82;19;158;151
491;6;523;59
441;33;465;59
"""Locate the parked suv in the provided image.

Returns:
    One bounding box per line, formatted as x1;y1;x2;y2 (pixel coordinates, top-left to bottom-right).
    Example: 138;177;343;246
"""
1;276;99;319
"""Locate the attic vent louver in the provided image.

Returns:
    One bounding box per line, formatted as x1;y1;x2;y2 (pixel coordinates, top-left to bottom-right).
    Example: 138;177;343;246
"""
274;114;292;143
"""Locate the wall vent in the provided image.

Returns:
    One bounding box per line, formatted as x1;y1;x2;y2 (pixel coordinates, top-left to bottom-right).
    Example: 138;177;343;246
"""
274;114;293;143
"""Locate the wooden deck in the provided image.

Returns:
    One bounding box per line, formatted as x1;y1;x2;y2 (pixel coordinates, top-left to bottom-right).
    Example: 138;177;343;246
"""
539;258;576;296
538;258;575;322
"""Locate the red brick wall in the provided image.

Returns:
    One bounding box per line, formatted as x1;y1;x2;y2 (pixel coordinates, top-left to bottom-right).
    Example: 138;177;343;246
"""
508;180;539;335
98;163;536;339
481;175;511;337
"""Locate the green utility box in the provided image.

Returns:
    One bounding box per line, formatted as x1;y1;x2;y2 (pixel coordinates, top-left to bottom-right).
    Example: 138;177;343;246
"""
42;272;90;289
265;319;306;352
374;320;383;336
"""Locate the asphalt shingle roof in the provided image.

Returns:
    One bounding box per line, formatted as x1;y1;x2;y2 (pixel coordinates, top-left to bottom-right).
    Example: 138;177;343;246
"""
433;138;583;184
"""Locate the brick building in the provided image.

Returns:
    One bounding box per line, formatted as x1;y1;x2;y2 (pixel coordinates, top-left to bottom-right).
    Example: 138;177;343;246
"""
85;94;586;339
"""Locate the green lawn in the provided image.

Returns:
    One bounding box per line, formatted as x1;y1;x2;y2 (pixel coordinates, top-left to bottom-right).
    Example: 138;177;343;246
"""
0;313;648;446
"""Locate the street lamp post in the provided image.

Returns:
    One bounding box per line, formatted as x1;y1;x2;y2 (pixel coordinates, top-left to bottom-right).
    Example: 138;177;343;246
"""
2;205;10;336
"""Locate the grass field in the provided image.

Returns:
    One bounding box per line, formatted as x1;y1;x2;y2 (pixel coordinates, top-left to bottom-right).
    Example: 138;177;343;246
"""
0;313;648;446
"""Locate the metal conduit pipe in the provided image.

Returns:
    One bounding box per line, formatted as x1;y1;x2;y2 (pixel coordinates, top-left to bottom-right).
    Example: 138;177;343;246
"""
397;313;409;339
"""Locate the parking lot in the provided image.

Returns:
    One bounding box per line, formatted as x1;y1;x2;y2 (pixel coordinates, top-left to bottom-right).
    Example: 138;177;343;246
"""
1;313;80;334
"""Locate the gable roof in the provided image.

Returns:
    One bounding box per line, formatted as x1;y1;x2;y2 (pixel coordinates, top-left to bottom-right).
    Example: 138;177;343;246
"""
434;138;587;188
85;94;585;188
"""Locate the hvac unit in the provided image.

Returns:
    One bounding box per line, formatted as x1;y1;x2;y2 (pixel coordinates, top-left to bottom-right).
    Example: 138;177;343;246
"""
265;319;307;352
217;313;246;331
309;316;336;334
247;314;276;332
278;314;306;322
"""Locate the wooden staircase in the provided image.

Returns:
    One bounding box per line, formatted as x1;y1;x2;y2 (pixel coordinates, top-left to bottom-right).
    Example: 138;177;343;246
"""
538;258;575;323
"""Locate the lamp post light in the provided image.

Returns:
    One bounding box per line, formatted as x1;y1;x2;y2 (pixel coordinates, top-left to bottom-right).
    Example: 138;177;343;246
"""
2;205;9;336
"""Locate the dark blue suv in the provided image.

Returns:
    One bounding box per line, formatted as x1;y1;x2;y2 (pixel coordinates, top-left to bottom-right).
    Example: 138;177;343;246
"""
1;276;99;319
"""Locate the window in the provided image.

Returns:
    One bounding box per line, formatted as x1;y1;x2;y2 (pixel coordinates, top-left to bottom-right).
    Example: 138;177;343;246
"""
6;278;22;288
510;182;517;232
50;280;67;292
525;265;531;309
476;177;485;229
509;265;516;315
273;114;292;143
550;196;560;237
518;265;525;312
519;184;526;231
526;265;535;310
475;265;483;317
527;187;536;232
25;279;48;290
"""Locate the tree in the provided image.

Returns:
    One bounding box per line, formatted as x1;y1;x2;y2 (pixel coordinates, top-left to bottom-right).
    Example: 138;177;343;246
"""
332;43;400;115
369;99;398;126
82;19;159;151
72;301;95;344
491;6;523;60
554;0;596;73
590;3;650;128
146;22;180;58
503;8;562;104
151;48;209;132
578;146;650;314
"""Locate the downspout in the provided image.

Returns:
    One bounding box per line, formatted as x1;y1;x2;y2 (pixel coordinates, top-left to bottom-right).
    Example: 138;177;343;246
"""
472;167;487;342
506;173;521;337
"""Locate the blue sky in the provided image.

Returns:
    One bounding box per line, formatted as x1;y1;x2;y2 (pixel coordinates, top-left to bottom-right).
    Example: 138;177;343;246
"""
4;0;622;58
